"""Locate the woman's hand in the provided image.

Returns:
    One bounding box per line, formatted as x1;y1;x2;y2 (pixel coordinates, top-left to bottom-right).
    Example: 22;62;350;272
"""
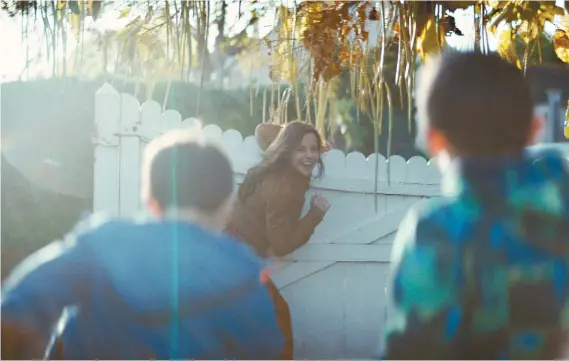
310;194;330;214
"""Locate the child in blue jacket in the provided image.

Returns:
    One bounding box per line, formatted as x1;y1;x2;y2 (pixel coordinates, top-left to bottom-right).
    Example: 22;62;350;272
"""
1;130;284;359
382;51;569;359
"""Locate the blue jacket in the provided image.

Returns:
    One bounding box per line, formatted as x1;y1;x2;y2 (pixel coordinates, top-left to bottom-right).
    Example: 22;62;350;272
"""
383;150;569;359
1;215;284;359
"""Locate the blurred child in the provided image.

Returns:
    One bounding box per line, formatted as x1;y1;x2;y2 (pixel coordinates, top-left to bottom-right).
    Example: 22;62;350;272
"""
383;51;569;359
226;121;331;358
1;129;284;359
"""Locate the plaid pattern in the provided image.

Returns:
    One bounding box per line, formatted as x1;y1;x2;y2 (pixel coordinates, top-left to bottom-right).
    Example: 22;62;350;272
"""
383;150;569;360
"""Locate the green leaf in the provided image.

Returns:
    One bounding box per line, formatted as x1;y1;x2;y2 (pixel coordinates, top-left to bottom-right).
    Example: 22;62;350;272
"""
119;8;132;19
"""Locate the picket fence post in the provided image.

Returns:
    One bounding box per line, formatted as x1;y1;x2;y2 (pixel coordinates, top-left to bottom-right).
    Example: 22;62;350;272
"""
93;83;120;216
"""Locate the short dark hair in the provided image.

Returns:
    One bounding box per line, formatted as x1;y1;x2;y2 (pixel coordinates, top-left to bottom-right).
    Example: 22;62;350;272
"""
417;51;534;156
141;130;234;213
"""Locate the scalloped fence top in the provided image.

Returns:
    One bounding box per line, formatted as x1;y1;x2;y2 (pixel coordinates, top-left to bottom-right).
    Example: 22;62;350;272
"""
94;83;445;187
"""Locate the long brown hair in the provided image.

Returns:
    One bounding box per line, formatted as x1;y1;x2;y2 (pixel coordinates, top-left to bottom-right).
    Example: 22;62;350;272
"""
238;121;325;202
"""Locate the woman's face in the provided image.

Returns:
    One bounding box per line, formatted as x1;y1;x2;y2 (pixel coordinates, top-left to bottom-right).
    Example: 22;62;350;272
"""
290;132;320;177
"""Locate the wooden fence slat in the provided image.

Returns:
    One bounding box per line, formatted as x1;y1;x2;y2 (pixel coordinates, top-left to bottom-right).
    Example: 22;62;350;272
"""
313;198;426;246
118;93;141;216
272;261;336;289
93;83;121;216
284;244;393;263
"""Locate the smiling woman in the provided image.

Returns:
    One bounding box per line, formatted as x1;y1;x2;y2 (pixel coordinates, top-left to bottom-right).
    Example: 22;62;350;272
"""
225;121;331;359
227;120;330;258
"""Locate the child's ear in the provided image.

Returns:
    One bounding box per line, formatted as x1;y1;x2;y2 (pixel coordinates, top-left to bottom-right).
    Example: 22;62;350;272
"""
527;115;544;145
147;197;163;218
426;127;451;157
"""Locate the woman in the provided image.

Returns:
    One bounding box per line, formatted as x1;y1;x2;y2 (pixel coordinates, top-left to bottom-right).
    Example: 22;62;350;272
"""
225;121;331;359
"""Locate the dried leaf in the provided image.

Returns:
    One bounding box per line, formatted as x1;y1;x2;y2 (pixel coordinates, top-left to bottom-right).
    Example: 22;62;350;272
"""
487;2;518;31
537;3;565;23
368;8;379;21
56;0;66;22
322;62;342;82
443;15;463;36
273;5;299;83
392;19;400;35
497;28;522;68
68;12;81;40
518;20;538;43
487;0;506;9
274;45;298;82
553;29;569;63
416;17;445;61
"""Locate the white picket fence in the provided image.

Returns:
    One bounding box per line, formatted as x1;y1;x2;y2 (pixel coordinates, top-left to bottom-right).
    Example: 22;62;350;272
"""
93;83;442;358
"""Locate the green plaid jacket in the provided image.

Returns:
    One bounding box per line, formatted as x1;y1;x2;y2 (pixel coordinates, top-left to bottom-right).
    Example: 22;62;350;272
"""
383;150;569;360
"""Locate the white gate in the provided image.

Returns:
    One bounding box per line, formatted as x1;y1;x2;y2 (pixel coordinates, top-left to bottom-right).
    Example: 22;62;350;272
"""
93;83;442;358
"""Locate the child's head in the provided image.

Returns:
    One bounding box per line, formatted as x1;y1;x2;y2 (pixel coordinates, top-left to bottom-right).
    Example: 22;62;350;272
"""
415;51;542;158
141;129;234;230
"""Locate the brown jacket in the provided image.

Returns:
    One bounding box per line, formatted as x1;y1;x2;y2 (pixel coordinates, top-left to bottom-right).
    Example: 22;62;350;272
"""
227;167;325;258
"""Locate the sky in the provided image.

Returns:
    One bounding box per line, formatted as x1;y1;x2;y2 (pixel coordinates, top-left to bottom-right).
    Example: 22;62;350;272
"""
0;1;564;83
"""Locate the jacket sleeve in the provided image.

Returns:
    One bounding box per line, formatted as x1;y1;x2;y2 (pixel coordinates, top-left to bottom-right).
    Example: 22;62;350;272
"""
214;275;285;359
1;234;92;359
382;210;462;360
264;188;325;257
